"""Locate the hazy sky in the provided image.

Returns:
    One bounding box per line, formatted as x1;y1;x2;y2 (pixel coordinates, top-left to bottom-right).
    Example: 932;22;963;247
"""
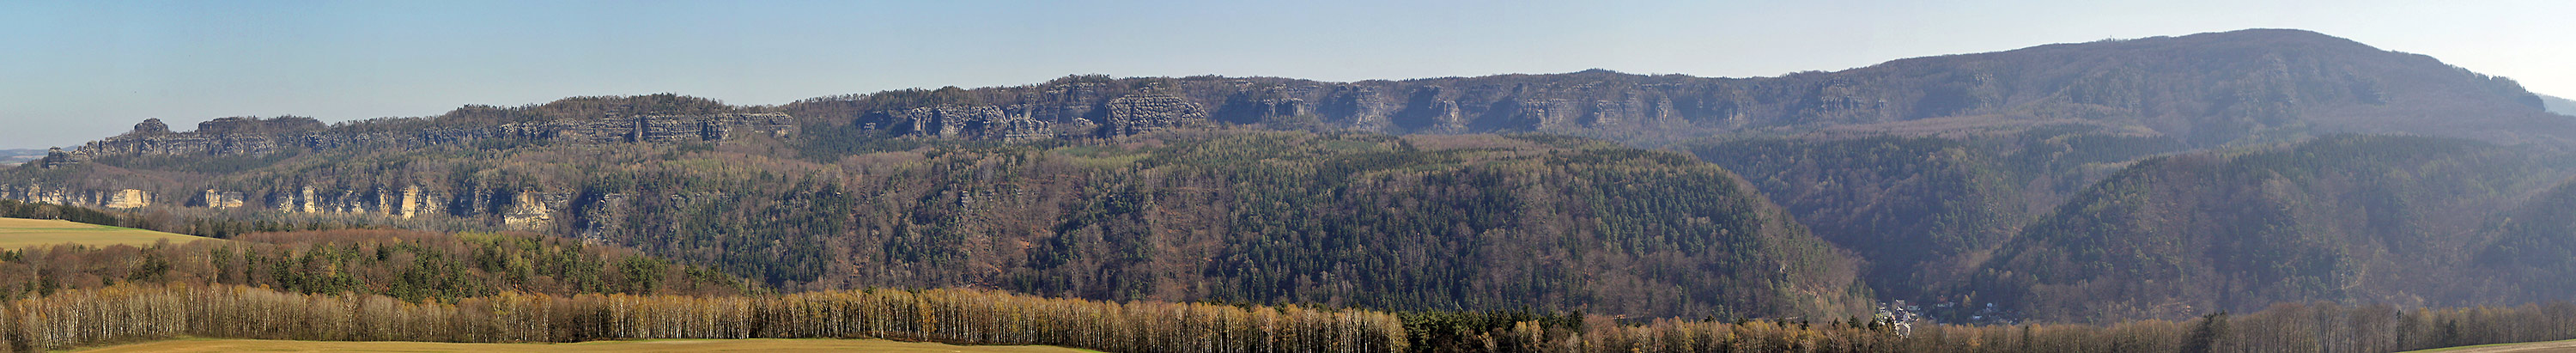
3;0;2569;149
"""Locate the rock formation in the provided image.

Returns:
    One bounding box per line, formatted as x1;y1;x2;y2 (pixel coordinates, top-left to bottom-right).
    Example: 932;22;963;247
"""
1102;94;1209;137
36;148;80;169
76;113;794;159
0;184;141;208
197;190;246;209
104;189;150;209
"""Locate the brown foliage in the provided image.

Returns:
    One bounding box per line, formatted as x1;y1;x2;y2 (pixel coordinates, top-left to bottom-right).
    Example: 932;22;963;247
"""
0;283;1406;353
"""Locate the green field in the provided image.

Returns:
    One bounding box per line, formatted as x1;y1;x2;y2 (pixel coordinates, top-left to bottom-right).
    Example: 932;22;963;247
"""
2398;338;2576;353
78;338;1096;352
0;217;210;248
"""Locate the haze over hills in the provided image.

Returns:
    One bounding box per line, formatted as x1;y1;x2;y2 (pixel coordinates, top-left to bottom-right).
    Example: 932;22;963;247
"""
2543;94;2576;115
0;150;41;165
4;28;2573;325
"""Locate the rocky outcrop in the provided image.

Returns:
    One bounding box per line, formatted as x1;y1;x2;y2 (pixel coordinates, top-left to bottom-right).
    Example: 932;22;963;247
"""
0;184;139;209
891;106;1007;138
104;189;150;209
197;190;246;209
503;192;562;229
131;119;171;135
1102;94;1209;137
1;180;701;234
860;91;1204;141
877;106;1063;142
529;113;795;143
76;113;795;159
36;148;80;169
981;116;1054;142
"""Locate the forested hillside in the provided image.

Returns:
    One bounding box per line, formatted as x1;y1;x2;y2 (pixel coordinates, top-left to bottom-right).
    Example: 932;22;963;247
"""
0;229;753;301
1971;136;2576;321
2476;176;2576;302
5;130;1871;320
1687;126;2186;301
9;27;2576;330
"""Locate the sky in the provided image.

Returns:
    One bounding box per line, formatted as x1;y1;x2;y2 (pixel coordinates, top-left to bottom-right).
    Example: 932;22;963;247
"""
3;0;2570;149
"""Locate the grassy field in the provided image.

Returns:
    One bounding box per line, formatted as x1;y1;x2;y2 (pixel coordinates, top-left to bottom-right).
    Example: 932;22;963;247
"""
77;338;1097;352
0;217;210;248
2400;338;2576;353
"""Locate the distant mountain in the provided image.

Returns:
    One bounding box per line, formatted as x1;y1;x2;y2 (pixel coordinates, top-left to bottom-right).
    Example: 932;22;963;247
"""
26;29;2562;162
2543;94;2576;116
765;28;2570;149
0;149;43;164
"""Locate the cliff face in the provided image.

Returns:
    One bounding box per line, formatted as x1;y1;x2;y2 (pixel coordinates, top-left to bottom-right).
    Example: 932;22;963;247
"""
0;185;152;209
69;113;795;161
0;177;653;235
799;29;2570;148
854;91;1199;141
9;112;793;228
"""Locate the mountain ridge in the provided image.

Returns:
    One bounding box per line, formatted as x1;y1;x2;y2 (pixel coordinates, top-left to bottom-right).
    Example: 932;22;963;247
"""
8;27;2573;322
44;28;2569;162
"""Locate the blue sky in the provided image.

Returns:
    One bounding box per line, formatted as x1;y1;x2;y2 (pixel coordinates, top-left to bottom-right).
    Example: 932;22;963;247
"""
3;0;2570;149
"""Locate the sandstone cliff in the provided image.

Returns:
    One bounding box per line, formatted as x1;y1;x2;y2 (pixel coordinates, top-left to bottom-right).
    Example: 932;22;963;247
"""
792;29;2570;149
67;113;794;161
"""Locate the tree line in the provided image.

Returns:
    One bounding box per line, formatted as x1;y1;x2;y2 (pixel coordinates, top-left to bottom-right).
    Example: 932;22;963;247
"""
0;229;751;301
0;282;2568;353
0;283;1406;353
1479;301;2576;352
0;198;493;240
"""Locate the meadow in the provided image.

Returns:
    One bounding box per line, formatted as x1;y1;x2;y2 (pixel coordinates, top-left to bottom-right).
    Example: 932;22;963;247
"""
77;338;1093;352
0;217;207;248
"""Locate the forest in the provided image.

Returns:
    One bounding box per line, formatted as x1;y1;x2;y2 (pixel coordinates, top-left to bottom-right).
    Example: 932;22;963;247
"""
20;130;1873;320
1971;136;2576;320
0;228;750;301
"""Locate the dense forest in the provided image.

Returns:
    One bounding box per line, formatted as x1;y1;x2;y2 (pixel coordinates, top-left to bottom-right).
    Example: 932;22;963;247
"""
1971;135;2576;321
1686;127;2185;301
53;131;1866;319
0;228;752;301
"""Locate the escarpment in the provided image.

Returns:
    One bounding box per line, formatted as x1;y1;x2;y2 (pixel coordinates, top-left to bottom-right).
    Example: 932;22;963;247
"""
7;111;795;232
792;30;2569;149
68;113;794;160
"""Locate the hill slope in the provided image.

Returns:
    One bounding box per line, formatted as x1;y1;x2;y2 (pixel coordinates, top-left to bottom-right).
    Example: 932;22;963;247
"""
7;129;1872;319
1970;136;2574;321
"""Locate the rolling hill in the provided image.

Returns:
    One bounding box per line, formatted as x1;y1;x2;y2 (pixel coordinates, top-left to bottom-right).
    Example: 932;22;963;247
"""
1971;136;2576;321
